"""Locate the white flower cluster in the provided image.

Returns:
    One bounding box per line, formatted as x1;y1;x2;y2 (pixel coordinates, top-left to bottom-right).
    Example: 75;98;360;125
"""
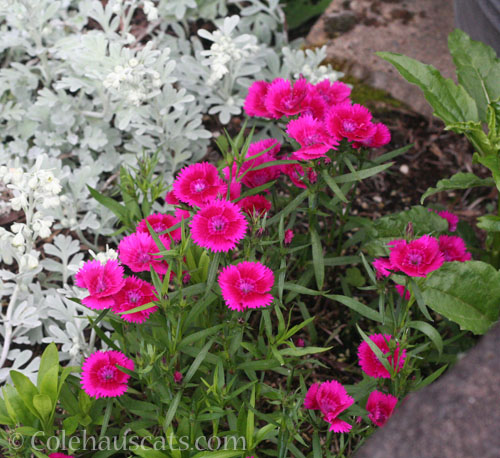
198;16;259;85
0;159;61;273
104;57;163;106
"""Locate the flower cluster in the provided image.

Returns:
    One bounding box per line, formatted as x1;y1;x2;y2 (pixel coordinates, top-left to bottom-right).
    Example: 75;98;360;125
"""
373;231;471;281
305;333;403;431
0;161;62;274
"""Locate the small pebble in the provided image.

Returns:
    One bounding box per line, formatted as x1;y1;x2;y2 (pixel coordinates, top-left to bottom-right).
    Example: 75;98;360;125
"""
400;164;410;175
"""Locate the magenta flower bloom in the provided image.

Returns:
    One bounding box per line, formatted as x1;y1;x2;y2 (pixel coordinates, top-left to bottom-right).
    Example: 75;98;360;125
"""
218;261;274;311
373;258;393;279
81;350;134;399
284;229;294;245
313;80;351;105
165;190;180;205
287;114;338;160
190;200;247;252
174;371;183;383
395;284;411;300
49;454;74;458
136;213;182;242
118;232;170;274
238;195;272;217
366;390;398;427
75;260;125;310
238;139;282;189
304;380;354;433
358;334;406;379
437;210;459;232
296;338;305;347
438;235;471;262
389;235;444;277
173;162;224;207
111;276;158;323
358;123;391;148
243;81;274;118
264;78;309;117
326;102;376;143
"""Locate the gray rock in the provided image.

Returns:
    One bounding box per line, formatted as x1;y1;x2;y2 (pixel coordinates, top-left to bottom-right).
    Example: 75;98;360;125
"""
324;11;358;36
356;322;500;458
306;0;456;117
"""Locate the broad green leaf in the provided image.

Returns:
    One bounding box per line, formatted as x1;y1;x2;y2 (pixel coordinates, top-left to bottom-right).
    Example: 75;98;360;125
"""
408;320;443;355
448;29;500;121
421;172;494;202
37;343;59;389
475;153;500;191
10;371;39;417
377;51;479;123
422;261;500;334
63;415;79;436
40;365;59;406
33;394;52;421
477;214;500;232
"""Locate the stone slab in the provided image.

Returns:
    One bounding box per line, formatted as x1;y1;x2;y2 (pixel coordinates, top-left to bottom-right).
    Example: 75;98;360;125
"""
306;0;457;117
355;322;500;458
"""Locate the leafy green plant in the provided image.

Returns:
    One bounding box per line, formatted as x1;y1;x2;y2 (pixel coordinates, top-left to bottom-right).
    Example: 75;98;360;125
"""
378;29;500;266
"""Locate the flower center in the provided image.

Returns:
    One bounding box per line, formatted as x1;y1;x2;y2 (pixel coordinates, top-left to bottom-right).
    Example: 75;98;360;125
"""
138;252;151;263
342;120;357;132
209;215;227;233
407;252;422;266
153;223;166;232
98;365;116;381
191;179;208;193
127;290;142;303
238;278;255;294
96;277;107;293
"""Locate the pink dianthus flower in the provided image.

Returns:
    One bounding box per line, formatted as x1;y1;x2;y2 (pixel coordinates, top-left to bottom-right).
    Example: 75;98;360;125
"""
284;229;294;245
358;334;406;379
238;195;272;217
244;81;274;118
304;380;354;433
437;210;459;232
389;235;444;277
218;261;274;311
136;213;181;242
372;258;393;279
358;123;391;148
313;80;351;106
174;371;183;383
238;139;282;189
165;190;180;205
438;235;471;262
287;114;338;160
264;78;309;118
118;232;170;274
395;284;411;300
366;390;398;427
75;260;125;310
173;162;224;207
81;350;134;399
190;200;247;252
112;276;158;323
326;103;376;143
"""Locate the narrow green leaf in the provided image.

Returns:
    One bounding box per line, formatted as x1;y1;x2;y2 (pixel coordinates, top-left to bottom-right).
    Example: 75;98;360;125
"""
310;228;325;290
87;185;127;221
408;320;443;355
327;294;382;322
